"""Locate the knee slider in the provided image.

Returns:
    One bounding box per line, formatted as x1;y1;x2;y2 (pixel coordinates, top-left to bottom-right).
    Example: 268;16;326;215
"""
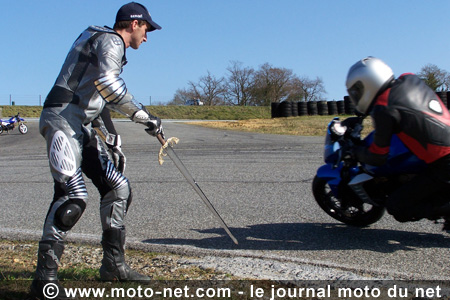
54;199;86;231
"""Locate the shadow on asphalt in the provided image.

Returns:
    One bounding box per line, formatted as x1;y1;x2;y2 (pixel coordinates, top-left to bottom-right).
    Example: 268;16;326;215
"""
142;222;450;252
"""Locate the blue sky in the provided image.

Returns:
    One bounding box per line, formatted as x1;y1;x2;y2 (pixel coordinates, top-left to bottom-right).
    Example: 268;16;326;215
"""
1;0;450;105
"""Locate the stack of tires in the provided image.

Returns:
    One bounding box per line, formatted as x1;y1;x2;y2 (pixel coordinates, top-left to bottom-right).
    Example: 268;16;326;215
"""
278;101;293;117
447;91;450;109
317;101;328;115
337;100;345;115
327;101;338;115
271;98;358;118
307;101;318;115
344;96;356;115
436;91;448;109
270;91;450;119
298;102;308;116
271;102;280;118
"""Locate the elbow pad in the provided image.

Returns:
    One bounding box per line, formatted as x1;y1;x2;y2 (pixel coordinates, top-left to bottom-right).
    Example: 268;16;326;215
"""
96;74;144;119
94;74;127;103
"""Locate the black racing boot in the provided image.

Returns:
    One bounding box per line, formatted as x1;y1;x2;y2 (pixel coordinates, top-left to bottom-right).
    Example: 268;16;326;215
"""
29;240;72;300
99;227;150;282
442;217;450;232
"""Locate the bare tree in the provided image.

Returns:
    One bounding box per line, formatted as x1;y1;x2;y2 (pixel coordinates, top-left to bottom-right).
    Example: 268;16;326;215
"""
225;61;255;106
298;76;326;102
418;64;449;91
168;88;196;105
251;63;294;105
284;76;305;102
171;62;329;106
188;71;226;106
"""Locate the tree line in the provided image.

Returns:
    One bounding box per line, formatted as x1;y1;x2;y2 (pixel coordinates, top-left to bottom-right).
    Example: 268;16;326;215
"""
168;61;326;106
168;62;449;107
418;64;450;91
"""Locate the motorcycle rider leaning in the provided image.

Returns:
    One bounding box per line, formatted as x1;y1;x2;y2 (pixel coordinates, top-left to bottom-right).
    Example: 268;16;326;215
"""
346;57;450;227
31;2;163;299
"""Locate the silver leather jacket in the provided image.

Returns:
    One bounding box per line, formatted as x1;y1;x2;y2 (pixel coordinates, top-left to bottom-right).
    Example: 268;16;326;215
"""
43;25;148;125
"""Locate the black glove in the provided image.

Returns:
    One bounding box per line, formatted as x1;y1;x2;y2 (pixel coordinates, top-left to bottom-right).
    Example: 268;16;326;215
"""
340;140;357;165
137;103;164;138
145;116;164;138
328;118;346;141
107;135;126;173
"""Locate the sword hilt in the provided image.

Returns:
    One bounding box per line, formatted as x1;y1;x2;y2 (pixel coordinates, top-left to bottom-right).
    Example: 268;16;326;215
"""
157;133;166;146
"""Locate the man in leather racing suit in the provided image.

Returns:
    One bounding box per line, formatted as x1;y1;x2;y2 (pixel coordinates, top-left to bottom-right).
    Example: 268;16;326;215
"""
31;2;163;298
346;57;450;226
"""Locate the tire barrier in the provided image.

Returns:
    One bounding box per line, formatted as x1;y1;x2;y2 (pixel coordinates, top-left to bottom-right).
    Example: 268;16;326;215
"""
436;91;448;109
298;101;308;116
327;101;338;115
291;101;299;117
272;100;350;118
271;102;280;118
307;101;318;115
447;92;450;109
278;101;293;117
337;100;345;115
317;101;328;116
271;90;450;118
344;96;356;115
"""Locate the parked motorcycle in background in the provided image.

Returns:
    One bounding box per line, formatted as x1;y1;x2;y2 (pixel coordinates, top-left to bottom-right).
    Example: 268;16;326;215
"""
0;113;28;134
312;116;449;229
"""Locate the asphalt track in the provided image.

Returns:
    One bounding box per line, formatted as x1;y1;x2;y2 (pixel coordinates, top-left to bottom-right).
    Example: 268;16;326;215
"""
1;119;449;280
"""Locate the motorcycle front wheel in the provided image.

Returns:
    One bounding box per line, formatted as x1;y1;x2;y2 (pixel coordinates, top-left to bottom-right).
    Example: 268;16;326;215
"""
312;175;385;227
19;124;28;134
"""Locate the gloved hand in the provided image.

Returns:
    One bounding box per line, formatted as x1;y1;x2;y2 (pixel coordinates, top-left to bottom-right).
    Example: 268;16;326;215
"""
145;116;164;139
340;140;357;165
133;103;165;139
107;135;126;173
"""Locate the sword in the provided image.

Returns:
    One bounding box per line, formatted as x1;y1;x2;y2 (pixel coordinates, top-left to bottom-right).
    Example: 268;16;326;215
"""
156;134;239;245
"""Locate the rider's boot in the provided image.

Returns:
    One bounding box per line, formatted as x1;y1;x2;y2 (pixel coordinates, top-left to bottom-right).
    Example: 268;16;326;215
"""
99;227;151;282
443;218;450;232
424;202;450;231
30;240;72;300
426;202;450;218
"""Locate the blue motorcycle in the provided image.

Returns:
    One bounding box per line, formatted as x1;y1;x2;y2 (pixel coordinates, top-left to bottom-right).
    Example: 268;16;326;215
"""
0;113;28;134
312;116;431;227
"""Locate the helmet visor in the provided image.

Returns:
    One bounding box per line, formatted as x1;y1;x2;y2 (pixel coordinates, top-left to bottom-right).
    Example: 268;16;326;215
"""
347;81;364;105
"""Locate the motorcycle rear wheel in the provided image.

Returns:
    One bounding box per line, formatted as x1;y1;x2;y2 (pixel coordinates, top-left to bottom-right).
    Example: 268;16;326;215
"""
312;175;385;227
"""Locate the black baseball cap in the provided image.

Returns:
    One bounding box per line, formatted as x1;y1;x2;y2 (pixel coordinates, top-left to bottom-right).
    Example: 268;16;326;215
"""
116;2;161;32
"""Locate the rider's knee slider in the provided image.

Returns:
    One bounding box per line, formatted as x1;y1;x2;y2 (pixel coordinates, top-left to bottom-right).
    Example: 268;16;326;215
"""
54;199;86;231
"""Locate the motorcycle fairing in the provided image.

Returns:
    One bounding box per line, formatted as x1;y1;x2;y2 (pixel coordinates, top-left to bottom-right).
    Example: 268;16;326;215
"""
363;132;426;176
316;163;359;197
348;173;380;206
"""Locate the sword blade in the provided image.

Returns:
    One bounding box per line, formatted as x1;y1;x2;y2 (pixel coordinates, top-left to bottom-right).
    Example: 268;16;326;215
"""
161;141;239;245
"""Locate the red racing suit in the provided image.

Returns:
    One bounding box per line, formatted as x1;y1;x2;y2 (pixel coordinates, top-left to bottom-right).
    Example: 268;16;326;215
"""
355;73;450;221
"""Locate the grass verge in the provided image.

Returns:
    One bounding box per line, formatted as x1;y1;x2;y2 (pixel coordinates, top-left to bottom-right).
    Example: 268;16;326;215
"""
190;116;374;137
0;105;271;120
0;105;373;136
0;240;233;299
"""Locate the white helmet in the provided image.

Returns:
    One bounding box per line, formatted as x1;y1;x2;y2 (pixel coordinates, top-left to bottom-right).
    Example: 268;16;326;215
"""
346;57;394;115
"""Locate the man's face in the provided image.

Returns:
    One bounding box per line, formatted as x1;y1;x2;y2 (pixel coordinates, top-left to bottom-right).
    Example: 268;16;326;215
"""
130;21;149;50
